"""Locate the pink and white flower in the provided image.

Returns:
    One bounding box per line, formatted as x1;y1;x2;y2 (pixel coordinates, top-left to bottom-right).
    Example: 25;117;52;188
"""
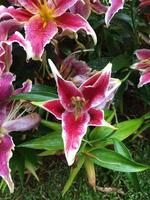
132;49;150;87
34;59;113;166
0;72;41;193
105;0;125;26
70;0;125;26
0;18;32;72
0;0;97;60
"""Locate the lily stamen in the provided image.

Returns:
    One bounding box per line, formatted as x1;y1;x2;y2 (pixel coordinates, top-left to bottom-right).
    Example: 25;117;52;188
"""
71;96;87;119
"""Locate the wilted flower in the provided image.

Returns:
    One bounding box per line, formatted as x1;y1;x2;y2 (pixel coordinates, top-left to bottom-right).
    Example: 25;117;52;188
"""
60;55;91;86
132;49;150;87
0;0;97;60
34;59;116;166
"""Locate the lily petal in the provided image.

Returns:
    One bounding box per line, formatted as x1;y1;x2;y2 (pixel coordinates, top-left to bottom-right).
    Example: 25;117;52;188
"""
48;59;83;110
7;31;33;60
0;19;20;42
91;0;107;14
14;79;32;95
0;135;14;193
132;63;149;71
3;113;41;133
54;0;79;17
105;0;124;26
81;63;112;108
0;44;12;72
98;78;121;109
17;0;39;14
56;12;97;44
0;72;15;104
0;105;7;125
88;108;104;126
80;72;101;88
25;16;58;59
135;49;150;60
57;76;83;111
62;111;90;166
138;71;150;87
0;6;32;22
70;0;91;19
0;19;20;71
42;99;65;120
48;59;62;80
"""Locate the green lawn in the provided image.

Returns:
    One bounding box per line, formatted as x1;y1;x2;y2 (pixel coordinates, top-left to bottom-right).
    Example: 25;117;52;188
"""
0;139;150;200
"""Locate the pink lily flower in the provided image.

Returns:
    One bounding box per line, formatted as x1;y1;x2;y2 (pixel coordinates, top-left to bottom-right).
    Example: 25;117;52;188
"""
0;72;41;193
0;0;97;60
34;59;112;166
132;49;150;87
70;0;125;26
0;18;32;72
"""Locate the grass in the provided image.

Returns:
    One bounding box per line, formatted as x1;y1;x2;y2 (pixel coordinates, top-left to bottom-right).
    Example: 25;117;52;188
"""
0;138;150;200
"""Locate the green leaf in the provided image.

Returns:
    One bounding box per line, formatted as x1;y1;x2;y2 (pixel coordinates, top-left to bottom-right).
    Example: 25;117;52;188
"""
11;151;25;186
18;132;63;151
11;84;57;102
38;150;62;156
143;112;150;120
89;118;144;149
85;148;149;172
109;118;144;142
62;156;85;196
113;140;132;158
112;54;132;72
90;126;114;141
25;160;39;181
113;140;140;190
19;149;39;181
41;120;61;131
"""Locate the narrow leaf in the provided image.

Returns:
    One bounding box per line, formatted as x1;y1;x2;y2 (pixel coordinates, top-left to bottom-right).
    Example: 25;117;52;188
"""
18;133;63;151
62;156;85;196
113;139;140;190
86;148;149;172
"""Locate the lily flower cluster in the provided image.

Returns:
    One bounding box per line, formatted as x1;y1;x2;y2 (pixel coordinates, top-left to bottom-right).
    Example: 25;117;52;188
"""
0;0;126;193
0;0;125;60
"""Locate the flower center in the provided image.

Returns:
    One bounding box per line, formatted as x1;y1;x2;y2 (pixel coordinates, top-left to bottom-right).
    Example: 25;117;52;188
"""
71;96;87;120
38;0;55;26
